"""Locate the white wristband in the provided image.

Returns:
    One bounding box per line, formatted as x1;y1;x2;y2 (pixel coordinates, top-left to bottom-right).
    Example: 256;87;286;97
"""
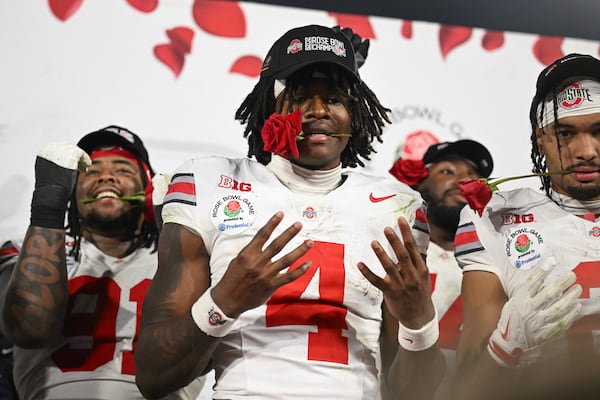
397;308;439;351
191;289;236;338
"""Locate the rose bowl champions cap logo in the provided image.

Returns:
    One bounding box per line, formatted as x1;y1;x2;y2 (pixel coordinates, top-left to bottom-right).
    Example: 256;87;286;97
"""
103;126;135;143
286;35;347;58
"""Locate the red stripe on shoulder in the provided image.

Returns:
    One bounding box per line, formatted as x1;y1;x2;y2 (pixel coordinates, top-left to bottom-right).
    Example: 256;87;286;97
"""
167;181;196;196
454;229;480;247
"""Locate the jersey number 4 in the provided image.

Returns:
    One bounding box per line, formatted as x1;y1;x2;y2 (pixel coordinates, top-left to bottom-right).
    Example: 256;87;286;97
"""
265;241;349;364
51;276;150;374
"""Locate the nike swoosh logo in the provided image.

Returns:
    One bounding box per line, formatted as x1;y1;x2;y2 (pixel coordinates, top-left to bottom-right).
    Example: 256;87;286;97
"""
402;337;414;344
369;193;397;203
500;317;511;340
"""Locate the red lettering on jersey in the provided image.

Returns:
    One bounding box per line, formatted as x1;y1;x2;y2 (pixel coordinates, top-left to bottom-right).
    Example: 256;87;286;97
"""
501;213;534;225
266;241;348;364
430;272;463;349
218;174;252;192
51;276;151;375
567;261;600;360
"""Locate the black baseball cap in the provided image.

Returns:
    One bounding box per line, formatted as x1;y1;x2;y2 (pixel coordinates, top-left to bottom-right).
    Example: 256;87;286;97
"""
77;125;154;176
422;139;493;178
260;24;359;81
530;53;600;124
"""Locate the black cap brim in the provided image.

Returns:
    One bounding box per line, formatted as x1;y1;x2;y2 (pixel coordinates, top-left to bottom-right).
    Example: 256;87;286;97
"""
422;139;494;178
77;126;153;174
534;53;600;102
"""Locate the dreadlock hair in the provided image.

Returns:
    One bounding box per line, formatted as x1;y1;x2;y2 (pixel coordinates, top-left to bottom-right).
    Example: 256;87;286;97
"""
235;63;391;168
530;83;573;196
66;159;158;261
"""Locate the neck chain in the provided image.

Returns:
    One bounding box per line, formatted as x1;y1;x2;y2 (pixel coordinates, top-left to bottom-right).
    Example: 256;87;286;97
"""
267;155;343;195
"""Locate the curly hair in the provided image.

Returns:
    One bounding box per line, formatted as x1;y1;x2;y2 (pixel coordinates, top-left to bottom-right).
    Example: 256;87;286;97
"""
66;159;158;261
235;63;391;168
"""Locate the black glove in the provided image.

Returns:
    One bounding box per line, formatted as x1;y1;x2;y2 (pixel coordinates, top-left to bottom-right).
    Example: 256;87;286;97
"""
30;143;91;229
333;25;370;68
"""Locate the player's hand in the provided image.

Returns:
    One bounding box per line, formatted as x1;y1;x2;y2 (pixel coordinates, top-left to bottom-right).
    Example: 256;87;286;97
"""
487;256;582;368
211;212;313;318
151;173;172;232
37;142;92;173
358;216;435;329
30;143;92;229
332;25;369;68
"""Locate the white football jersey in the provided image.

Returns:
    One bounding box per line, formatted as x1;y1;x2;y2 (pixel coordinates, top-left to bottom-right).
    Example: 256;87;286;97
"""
5;238;204;400
427;241;462;400
456;187;600;366
162;156;429;400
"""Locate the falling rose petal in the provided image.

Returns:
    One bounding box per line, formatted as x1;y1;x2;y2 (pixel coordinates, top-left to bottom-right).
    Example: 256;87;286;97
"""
439;25;472;59
230;55;262;78
166;26;195;54
192;0;246;38
482;30;504;51
126;0;158;13
533;36;564;65
328;13;375;39
401;20;413;39
154;43;185;77
48;0;83;21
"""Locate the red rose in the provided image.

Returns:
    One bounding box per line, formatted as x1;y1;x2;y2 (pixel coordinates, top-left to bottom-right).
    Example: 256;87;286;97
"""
459;179;493;217
226;201;240;213
261;109;303;159
389;158;428;187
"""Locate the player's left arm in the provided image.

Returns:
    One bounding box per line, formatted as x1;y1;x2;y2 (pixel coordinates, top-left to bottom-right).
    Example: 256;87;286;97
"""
358;217;444;399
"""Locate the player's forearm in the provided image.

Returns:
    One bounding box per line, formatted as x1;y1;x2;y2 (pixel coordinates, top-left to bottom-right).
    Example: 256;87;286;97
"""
383;345;445;400
135;315;218;400
2;226;68;348
452;348;514;400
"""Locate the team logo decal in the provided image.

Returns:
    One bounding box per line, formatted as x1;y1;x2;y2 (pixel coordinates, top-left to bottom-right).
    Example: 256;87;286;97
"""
210;194;256;235
589;226;600;238
558;82;592;109
505;227;545;270
287;39;302;54
302;206;317;220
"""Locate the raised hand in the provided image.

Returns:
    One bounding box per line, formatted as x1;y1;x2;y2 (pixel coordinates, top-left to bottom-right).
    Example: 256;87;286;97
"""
487;257;582;368
151;173;172;232
30;143;92;229
211;212;313;318
358;217;435;329
332;25;369;69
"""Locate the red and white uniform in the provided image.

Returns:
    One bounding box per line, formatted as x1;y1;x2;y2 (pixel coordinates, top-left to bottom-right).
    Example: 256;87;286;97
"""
1;239;204;400
162;156;429;400
427;241;462;399
455;188;600;366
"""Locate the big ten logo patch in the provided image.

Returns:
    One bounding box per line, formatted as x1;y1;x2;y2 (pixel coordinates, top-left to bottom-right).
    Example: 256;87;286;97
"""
501;213;534;225
218;175;252;192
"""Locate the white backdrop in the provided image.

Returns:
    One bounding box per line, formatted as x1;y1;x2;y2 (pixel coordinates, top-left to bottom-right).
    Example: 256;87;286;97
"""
1;2;599;398
1;1;599;241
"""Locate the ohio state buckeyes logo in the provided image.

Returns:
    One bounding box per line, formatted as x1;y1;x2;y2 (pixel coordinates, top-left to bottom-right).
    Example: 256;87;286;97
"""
558;82;592;109
287;39;302;54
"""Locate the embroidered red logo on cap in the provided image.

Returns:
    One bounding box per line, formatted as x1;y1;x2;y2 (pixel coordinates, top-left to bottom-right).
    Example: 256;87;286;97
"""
287;39;302;54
